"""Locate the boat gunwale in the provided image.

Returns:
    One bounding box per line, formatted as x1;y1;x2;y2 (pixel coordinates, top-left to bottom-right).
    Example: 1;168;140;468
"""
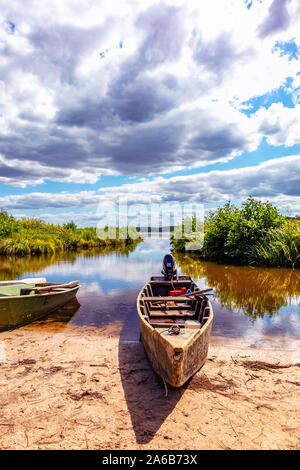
0;285;80;301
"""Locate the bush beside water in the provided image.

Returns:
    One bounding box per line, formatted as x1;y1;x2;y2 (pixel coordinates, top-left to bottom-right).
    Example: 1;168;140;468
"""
0;211;142;256
171;197;300;268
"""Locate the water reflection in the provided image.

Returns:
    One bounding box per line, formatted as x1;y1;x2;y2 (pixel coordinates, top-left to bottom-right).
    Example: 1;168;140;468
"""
175;251;300;349
175;252;300;319
0;239;299;348
0;243;139;282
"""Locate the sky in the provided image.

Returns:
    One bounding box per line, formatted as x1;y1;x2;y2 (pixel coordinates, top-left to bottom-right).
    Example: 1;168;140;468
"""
0;0;300;226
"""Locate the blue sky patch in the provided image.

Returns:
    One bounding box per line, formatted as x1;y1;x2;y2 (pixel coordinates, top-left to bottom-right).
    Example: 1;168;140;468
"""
239;77;295;116
245;0;254;9
273;40;299;61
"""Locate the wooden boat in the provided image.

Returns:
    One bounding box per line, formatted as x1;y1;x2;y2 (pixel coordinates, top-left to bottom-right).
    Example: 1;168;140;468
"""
137;275;213;387
0;278;80;331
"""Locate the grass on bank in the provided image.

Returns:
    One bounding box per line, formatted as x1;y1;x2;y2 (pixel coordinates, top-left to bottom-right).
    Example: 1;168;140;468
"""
0;211;142;256
171;197;300;268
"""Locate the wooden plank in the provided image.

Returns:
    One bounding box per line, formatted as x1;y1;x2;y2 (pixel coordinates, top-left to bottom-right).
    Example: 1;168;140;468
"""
149;321;186;328
150;304;193;310
0;277;47;286
20;280;79;294
149;309;194;317
142;296;194;302
184;288;213;297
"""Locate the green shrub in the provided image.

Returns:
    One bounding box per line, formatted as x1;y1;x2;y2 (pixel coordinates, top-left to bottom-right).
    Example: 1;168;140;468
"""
202;202;240;259
171;197;299;268
223;197;285;261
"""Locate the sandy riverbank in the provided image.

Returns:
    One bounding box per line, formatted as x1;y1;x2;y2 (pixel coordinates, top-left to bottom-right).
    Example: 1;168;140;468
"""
0;323;299;450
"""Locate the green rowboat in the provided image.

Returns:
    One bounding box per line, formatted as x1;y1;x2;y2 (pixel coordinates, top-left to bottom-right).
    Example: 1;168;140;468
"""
0;279;80;331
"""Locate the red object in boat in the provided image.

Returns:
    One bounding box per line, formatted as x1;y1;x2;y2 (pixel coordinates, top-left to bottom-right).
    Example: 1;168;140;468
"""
169;287;187;297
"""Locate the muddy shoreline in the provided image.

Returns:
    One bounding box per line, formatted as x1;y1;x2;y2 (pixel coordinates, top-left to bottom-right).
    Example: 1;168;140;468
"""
0;324;299;450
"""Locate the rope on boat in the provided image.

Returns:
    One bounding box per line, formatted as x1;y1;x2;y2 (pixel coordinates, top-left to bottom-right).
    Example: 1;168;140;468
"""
159;324;181;336
168;324;180;335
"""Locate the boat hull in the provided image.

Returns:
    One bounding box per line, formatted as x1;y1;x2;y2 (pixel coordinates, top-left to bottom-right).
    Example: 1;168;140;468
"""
0;286;79;331
138;316;212;387
137;280;213;387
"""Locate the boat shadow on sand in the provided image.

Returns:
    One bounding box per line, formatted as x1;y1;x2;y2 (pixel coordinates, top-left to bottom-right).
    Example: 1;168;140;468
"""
118;309;186;445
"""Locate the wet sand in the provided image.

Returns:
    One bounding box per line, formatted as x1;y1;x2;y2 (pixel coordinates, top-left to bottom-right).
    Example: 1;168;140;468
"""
0;324;299;450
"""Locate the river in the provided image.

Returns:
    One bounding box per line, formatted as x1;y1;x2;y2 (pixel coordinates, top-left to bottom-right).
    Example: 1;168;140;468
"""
1;238;299;349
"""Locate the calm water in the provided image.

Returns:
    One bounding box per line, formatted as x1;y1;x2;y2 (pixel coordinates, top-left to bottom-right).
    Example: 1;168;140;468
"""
1;239;299;349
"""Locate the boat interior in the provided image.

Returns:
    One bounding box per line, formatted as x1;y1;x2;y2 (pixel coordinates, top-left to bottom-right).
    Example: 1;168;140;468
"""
0;281;79;297
0;284;42;297
139;276;211;331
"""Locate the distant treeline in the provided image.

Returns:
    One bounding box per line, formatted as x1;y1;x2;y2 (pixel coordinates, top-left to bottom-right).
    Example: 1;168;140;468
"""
0;210;142;256
171;197;300;269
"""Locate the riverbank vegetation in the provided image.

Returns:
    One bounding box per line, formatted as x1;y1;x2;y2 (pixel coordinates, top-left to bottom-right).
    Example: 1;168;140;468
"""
171;197;300;268
0;210;142;256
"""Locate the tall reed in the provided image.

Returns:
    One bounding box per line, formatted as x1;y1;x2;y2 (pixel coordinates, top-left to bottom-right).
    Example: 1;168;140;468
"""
0;210;142;256
247;220;300;268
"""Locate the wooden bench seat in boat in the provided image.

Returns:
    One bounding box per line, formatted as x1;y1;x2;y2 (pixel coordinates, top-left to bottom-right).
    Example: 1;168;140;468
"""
149;304;193;310
149;320;186;328
148;309;195;318
143;294;200;312
141;296;193;302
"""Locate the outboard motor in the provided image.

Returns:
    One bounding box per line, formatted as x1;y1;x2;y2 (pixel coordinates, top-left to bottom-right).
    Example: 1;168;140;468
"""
161;254;177;280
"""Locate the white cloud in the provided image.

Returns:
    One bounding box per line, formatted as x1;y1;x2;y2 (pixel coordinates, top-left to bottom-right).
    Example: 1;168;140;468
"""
0;0;299;186
254;102;300;147
1;155;299;219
